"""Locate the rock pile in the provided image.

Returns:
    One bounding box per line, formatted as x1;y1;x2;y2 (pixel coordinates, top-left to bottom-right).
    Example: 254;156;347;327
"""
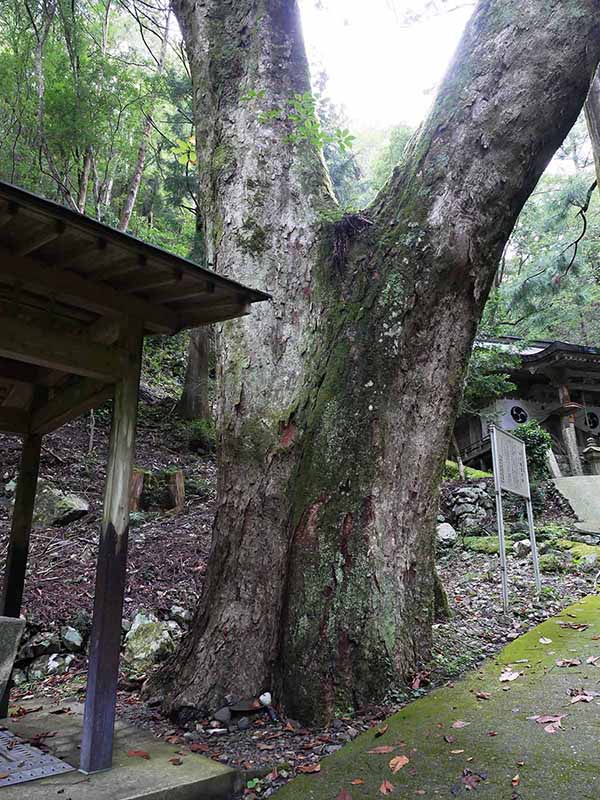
448;483;494;531
12;603;193;687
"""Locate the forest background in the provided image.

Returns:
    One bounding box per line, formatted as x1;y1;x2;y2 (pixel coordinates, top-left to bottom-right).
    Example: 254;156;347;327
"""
0;0;598;412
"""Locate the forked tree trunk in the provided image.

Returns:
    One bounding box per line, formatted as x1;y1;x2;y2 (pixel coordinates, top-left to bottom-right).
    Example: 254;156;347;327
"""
154;0;600;723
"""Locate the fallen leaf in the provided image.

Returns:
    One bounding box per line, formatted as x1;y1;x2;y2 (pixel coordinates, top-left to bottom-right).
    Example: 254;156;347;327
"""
350;778;365;785
475;691;491;701
570;692;594;704
49;708;71;715
389;755;409;773
512;774;520;787
586;656;600;665
500;669;520;682
452;720;470;729
558;622;589;631
127;750;150;760
528;714;565;725
0;774;8;780
444;735;455;744
380;779;395;795
297;763;320;774
336;790;353;800
450;749;465;754
368;745;396;754
487;731;498;737
539;637;552;645
375;724;389;737
189;743;209;753
169;757;183;766
556;658;581;667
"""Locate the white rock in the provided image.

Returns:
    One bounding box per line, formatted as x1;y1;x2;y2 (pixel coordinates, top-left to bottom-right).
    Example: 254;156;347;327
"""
436;523;458;547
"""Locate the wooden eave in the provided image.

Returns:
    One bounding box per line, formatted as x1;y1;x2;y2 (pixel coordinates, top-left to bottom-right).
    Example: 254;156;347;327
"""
0;180;270;436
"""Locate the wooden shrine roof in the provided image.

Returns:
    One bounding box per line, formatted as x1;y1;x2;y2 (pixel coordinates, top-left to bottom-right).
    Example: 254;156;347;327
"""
0;180;269;435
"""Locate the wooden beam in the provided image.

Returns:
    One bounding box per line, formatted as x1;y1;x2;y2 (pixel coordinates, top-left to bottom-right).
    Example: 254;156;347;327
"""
0;316;127;382
0;357;43;385
0;245;178;333
178;302;253;327
16;223;65;257
0;408;29;434
80;323;143;774
0;426;42;717
31;378;112;434
0;203;18;229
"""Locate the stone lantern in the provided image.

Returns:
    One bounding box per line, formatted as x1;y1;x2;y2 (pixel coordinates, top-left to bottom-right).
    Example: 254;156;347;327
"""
583;437;600;476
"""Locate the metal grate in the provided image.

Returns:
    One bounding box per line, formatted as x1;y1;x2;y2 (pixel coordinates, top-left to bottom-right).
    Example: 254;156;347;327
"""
0;727;75;787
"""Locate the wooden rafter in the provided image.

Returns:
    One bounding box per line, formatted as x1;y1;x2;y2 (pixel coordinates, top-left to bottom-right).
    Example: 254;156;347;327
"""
31;377;112;434
0;316;127;381
0;246;178;333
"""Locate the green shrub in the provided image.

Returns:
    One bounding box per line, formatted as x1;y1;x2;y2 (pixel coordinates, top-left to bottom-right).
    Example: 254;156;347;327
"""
539;552;565;574
511;420;553;481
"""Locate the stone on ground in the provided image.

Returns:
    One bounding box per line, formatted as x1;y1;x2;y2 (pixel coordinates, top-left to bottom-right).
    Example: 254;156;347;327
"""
275;595;600;799
436;522;458;547
122;611;176;676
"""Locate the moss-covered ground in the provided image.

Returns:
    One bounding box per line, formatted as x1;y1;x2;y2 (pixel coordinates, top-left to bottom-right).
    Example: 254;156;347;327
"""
275;595;600;799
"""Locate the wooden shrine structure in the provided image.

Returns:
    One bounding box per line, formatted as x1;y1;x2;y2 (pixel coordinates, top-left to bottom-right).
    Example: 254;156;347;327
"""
0;180;268;773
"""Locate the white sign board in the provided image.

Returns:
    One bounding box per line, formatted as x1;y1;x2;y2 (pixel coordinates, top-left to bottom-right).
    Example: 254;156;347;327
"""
489;425;540;613
492;427;530;499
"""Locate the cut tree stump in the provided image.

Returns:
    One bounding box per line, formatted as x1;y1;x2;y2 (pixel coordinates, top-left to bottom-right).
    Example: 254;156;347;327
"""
130;468;185;512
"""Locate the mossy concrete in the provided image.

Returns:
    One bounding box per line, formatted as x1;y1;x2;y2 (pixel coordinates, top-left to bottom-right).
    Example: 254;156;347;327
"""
276;595;600;799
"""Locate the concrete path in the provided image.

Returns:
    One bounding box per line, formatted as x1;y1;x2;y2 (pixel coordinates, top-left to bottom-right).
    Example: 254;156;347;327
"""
554;476;600;534
0;700;239;799
276;595;600;800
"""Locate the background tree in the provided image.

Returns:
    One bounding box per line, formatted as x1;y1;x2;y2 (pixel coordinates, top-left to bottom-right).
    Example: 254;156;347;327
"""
152;0;600;724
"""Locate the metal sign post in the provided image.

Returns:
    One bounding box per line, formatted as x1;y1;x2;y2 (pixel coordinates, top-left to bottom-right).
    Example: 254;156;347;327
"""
490;425;541;614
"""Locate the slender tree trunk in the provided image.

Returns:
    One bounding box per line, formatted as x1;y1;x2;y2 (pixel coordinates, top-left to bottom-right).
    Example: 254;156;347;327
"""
178;207;212;420
154;0;600;724
178;328;211;420
117;9;170;232
77;145;93;213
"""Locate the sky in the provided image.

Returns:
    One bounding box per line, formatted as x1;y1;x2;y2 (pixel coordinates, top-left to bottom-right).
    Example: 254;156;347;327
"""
299;0;473;130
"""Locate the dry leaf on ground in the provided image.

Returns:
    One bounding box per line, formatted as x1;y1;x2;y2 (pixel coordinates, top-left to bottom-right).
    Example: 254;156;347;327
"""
500;669;520;682
127;750;150;759
556;658;581;667
452;720;470;728
368;745;396;754
297;763;320;774
389;755;409;773
380;778;395;795
539;637;552;645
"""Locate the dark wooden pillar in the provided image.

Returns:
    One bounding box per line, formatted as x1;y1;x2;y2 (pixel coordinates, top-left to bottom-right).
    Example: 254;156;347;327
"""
0;432;42;718
80;324;143;774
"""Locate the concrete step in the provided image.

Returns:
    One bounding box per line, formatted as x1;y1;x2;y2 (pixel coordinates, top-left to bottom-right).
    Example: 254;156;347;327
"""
554;476;600;534
0;700;240;800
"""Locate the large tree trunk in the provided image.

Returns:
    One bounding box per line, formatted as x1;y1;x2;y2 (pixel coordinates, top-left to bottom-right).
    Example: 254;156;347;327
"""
585;67;600;184
154;0;600;724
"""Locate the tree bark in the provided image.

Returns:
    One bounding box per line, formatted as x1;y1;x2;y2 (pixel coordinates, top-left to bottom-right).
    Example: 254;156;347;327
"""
585;67;600;181
155;0;600;724
178;328;211;420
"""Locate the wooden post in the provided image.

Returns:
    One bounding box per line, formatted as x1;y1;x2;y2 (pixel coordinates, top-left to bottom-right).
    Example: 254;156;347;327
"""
558;384;583;476
0;432;42;718
80;323;143;774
